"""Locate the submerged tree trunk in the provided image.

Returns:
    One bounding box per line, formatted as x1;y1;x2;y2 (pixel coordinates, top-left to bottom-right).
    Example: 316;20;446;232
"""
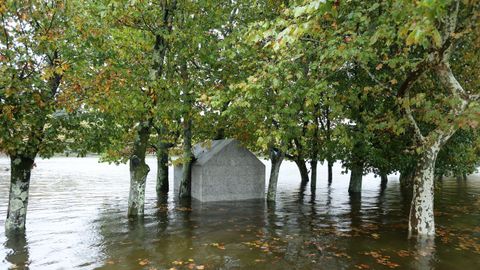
380;171;388;191
455;173;467;181
348;161;363;194
267;147;285;202
156;139;169;195
327;159;333;185
178;116;193;199
294;159;309;186
128;122;151;218
310;159;317;192
409;145;440;237
310;105;320;193
5;156;35;231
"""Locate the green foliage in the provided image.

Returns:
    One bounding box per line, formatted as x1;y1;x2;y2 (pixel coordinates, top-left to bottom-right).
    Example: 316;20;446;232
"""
2;0;479;179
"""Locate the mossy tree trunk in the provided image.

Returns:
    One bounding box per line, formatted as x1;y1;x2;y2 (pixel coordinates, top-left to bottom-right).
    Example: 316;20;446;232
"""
128;121;151;218
295;158;310;186
348;160;363;194
5;156;35;231
267;147;285;202
156;138;170;195
178;115;193;198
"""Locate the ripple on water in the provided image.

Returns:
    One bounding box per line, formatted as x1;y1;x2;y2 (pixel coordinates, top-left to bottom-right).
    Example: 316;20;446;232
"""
0;157;479;270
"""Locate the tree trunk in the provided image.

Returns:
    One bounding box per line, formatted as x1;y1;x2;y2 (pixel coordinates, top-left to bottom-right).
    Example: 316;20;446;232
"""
327;159;333;185
400;166;415;191
294;159;309;186
434;173;444;182
310;159;317;192
408;145;440;237
178;116;193;199
267;148;285;202
5;156;35;231
380;171;388;191
310;105;319;193
455;173;467;181
128;122;151;218
156;140;169;195
348;161;363;194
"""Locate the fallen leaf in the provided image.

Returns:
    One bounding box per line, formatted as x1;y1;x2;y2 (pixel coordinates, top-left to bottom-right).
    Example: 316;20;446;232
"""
138;259;149;266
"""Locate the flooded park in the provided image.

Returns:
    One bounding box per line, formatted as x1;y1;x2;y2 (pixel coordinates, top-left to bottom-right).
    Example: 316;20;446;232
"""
2;1;480;269
1;157;479;270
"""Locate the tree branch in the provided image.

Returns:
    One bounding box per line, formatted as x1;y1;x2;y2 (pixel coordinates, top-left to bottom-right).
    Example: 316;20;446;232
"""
404;91;426;144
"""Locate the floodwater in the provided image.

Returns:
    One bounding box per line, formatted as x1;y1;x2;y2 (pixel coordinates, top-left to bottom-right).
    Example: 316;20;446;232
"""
0;157;479;270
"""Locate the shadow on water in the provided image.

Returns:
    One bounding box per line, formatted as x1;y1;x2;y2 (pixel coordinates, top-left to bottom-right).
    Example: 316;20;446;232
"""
4;230;30;269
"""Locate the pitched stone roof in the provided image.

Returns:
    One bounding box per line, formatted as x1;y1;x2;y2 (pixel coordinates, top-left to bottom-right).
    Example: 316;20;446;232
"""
193;139;236;165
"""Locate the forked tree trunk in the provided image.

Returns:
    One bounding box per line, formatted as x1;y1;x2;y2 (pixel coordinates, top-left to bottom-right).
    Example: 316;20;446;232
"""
327;159;333;185
310;160;317;192
267;148;285;202
408;144;440;237
178;116;193;199
348;161;363;194
5;156;35;231
128;122;151;218
156;141;169;195
294;159;309;186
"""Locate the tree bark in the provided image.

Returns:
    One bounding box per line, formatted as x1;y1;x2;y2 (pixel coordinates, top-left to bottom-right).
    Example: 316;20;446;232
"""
408;145;440;237
128;122;151;218
156;139;169;195
267;147;285;202
348;161;363;194
5;156;35;231
294;158;309;186
178;116;193;199
310;159;317;192
327;159;333;185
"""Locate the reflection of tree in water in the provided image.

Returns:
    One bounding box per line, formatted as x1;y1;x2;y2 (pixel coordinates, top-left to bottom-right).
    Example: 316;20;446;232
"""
412;237;436;270
349;193;362;230
154;193;170;235
94;207;156;269
4;230;30;269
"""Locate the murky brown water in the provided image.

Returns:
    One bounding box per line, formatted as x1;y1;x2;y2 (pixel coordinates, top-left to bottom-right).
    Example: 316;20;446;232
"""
0;157;479;270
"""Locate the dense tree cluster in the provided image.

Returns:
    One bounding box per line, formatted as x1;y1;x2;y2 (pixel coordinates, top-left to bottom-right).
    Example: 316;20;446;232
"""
1;0;479;238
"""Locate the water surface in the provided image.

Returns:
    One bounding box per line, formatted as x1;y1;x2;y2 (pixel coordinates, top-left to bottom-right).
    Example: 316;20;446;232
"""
0;157;479;269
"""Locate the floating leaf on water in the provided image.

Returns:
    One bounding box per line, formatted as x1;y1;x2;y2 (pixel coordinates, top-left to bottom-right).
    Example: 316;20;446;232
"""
138;259;149;266
172;260;183;265
396;250;410;257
